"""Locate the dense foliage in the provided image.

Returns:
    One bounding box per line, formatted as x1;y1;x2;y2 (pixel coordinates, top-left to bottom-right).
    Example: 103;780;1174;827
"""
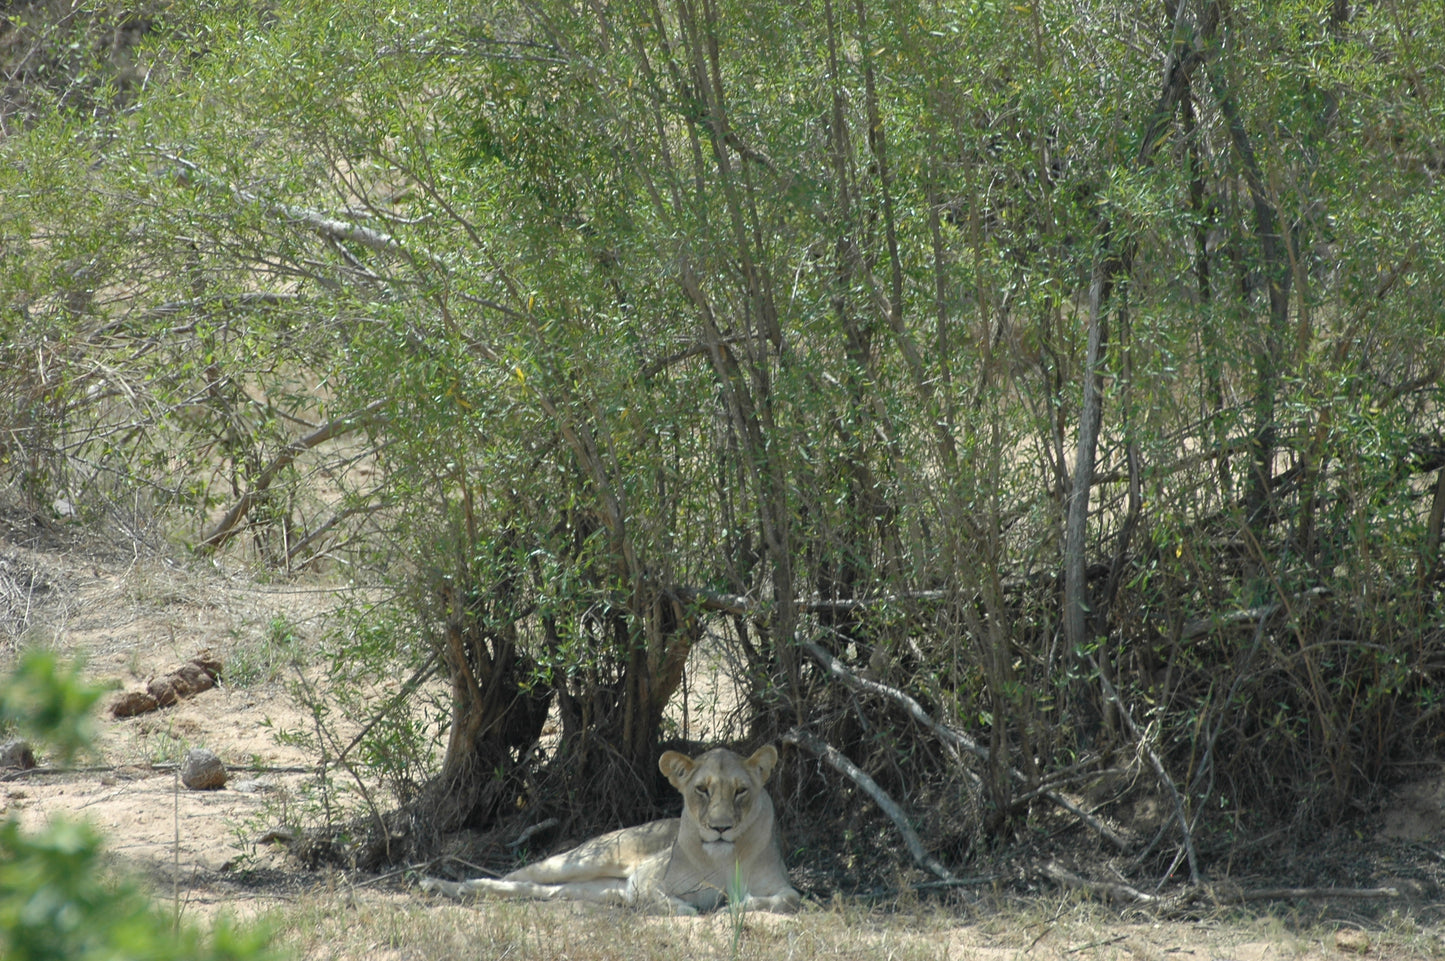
3;0;1443;884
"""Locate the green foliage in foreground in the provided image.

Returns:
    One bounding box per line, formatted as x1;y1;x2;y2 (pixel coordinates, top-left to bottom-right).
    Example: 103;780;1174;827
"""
0;652;280;961
0;650;106;763
0;818;276;961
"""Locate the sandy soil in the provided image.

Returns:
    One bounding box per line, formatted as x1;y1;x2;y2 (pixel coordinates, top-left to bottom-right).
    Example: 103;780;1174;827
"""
1;526;347;913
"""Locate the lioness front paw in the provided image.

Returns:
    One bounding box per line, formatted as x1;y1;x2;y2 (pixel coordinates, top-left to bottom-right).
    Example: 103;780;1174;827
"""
419;877;466;899
747;891;801;914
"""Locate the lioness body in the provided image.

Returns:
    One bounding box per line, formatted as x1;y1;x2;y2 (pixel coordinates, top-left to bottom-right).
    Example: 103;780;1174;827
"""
421;745;800;915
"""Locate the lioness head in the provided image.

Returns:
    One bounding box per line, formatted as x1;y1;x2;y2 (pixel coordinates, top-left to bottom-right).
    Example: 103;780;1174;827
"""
658;745;778;848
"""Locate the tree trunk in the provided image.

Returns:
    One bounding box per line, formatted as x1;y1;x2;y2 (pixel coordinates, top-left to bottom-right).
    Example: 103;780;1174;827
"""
1062;251;1114;724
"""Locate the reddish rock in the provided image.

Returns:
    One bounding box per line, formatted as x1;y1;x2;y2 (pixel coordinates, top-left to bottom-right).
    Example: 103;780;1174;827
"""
190;652;223;680
147;676;181;707
173;662;215;696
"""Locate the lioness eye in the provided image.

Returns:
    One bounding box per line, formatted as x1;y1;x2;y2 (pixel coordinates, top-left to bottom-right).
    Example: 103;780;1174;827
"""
736;788;748;798
696;785;709;797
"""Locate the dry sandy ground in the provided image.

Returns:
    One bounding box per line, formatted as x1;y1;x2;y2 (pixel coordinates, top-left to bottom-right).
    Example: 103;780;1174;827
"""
2;526;1444;960
1;534;341;908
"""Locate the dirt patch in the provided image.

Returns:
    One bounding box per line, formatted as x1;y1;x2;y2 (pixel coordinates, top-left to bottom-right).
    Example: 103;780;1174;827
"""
1379;769;1445;843
1;531;351;912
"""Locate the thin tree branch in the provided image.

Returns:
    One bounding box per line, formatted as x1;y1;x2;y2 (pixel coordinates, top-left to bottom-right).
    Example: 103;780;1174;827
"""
799;636;1130;852
1225;886;1400;903
1043;861;1158;904
784;727;955;883
161;153;448;273
1087;651;1200;885
197;400;389;551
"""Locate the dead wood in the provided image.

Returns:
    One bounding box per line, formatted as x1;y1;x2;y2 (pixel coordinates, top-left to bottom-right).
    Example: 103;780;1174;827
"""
1223;885;1401;902
1179;587;1329;639
507;818;559;848
1088;652;1200;885
800;636;1131;852
1042;861;1158;904
162;153;448;272
800;637;984;773
784;726;956;883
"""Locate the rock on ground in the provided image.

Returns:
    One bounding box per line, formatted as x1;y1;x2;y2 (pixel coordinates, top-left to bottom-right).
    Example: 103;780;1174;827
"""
0;738;36;770
180;747;228;790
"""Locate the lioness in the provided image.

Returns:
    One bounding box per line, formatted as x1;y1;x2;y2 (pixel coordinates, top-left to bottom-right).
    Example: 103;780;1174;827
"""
420;744;801;915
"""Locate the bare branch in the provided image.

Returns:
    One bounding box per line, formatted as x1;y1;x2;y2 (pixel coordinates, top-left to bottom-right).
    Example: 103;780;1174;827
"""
197;400;389;552
1226;885;1400;903
1088;651;1200;885
161;153;449;273
801;637;984;778
1042;861;1158;904
800;636;1130;853
784;727;955;883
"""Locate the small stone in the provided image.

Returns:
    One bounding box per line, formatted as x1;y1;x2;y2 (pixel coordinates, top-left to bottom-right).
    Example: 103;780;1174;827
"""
0;739;36;770
111;690;160;718
180;748;227;790
1335;929;1370;954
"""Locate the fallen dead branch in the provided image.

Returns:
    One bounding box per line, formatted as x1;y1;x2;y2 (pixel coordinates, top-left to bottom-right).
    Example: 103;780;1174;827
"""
679;594;1130;854
1042;861;1157;904
1088;652;1200;884
799;637;984;779
1178;587;1329;640
800;636;1130;852
507;818;559;849
784;726;955;883
1222;885;1401;903
1065;935;1129;953
912;875;1001;890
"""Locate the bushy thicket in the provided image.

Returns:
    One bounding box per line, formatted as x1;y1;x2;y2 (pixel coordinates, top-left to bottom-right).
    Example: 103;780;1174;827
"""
3;0;1443;885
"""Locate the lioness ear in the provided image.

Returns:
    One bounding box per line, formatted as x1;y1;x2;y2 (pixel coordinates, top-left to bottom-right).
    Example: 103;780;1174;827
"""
658;750;696;789
744;744;779;783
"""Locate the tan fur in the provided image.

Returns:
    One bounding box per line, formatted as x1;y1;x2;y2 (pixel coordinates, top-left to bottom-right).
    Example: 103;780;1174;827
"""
420;745;801;915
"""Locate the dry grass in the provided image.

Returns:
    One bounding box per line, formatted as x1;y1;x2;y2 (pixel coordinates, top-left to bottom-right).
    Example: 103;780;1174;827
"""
246;886;1445;961
7;523;1443;961
265;890;961;961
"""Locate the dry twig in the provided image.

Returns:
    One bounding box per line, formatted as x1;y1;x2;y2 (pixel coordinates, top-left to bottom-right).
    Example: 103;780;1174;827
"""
784;727;955;883
801;636;1130;852
1221;885;1400;903
1042;861;1157;904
